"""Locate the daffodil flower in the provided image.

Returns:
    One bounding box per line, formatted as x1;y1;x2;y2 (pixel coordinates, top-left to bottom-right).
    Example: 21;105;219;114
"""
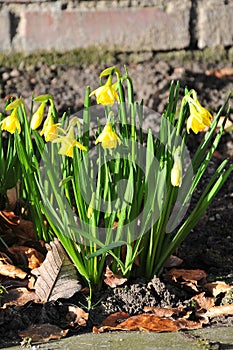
90;75;119;105
0;108;21;134
95;122;121;149
53;127;86;157
40;109;59;142
31;102;46;130
171;146;182;187
186;91;212;134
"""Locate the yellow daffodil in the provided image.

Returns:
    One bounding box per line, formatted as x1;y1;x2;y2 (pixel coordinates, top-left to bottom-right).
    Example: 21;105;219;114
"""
90;76;119;105
0;108;21;134
53;127;86;157
171;146;182;187
95;122;121;149
40;111;59;142
31;102;46;130
186;91;212;134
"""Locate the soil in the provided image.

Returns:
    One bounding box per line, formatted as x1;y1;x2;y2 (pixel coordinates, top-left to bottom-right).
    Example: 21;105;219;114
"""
0;56;233;348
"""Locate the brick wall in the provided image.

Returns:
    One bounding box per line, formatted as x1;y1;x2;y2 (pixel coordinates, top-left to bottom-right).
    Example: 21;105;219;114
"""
0;0;232;53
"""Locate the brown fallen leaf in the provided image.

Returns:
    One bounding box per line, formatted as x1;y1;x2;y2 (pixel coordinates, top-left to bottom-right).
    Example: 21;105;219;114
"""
165;268;207;283
177;318;204;330
19;324;69;343
0;210;20;229
8;246;44;270
117;314;182;331
143;306;185;318
165;268;207;293
104;266;127;288
205;67;233;78
0;260;27;279
96;313;203;333
204;281;232;297
205;304;233;319
3;287;39;307
102;311;130;327
66;306;89;327
192;292;215;312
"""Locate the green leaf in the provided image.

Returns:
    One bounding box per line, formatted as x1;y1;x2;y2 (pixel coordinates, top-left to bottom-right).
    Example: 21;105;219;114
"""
86;241;126;259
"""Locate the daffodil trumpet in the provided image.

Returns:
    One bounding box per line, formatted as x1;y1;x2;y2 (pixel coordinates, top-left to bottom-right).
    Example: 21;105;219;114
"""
184;90;213;134
0;108;21;134
90;75;119;105
95;122;121;149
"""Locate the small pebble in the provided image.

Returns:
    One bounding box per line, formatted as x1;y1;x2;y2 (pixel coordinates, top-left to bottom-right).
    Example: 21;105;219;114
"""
2;72;10;81
10;69;20;78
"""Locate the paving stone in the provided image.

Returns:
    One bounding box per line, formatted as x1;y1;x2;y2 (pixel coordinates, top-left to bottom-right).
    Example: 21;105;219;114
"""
192;326;233;346
1;330;201;350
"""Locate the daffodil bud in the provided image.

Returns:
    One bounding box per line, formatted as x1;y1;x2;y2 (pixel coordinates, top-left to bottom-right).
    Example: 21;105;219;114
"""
171;146;182;187
33;94;53;104
31;102;46;130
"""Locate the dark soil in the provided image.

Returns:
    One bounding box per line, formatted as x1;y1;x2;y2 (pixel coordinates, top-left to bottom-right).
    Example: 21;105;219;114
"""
0;56;233;348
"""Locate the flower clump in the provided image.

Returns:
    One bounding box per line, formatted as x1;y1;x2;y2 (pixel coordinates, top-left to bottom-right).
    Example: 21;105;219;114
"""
1;64;231;296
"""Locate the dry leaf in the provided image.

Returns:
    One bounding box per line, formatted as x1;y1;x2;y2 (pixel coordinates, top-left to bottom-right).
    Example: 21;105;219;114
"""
66;306;89;327
19;324;69;343
165;268;206;283
143;306;185;318
0;210;20;229
8;246;44;269
177;318;203;330
165;268;206;290
32;238;82;301
97;313;203;333
205;67;233;78
102;311;130;327
165;269;207;293
192;292;215;312
205;304;233;319
204;281;232;297
0;260;27;279
3;287;39;307
104;266;127;288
